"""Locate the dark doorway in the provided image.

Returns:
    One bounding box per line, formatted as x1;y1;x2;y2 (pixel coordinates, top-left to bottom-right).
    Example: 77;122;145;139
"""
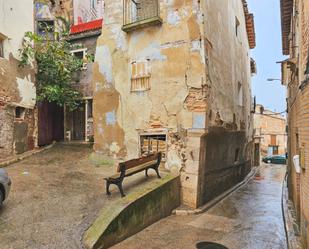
254;143;260;166
38;101;64;146
72;104;85;140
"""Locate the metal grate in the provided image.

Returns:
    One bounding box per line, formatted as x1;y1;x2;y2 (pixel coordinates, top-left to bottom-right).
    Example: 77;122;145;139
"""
123;0;159;25
196;242;228;249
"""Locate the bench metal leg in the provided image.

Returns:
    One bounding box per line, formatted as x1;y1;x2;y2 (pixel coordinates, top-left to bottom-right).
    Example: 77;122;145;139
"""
106;181;111;195
117;182;126;197
145;168;149;177
155;166;161;179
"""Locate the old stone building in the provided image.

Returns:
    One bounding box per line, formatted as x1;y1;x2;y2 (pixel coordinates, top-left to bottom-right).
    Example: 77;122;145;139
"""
93;0;256;208
280;0;309;246
1;0;256;209
33;0;103;145
0;0;37;158
253;104;287;164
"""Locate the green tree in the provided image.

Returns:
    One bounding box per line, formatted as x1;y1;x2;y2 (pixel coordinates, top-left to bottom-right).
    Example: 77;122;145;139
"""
19;30;86;111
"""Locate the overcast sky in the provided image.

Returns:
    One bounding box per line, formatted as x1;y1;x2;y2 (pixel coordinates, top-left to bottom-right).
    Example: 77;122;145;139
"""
247;0;287;112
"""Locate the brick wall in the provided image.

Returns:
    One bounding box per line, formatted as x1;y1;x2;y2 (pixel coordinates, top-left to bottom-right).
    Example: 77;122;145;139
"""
293;0;309;247
298;86;309;248
0;107;14;158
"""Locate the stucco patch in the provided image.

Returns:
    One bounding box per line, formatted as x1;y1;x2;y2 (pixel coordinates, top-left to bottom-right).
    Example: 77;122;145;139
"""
106;111;117;125
96;46;113;84
110;25;128;51
137;42;167;61
35;3;53;19
16;77;36;108
167;10;181;26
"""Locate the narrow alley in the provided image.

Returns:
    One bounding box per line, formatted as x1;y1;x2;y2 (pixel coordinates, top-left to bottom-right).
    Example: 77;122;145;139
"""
1;0;307;248
112;163;287;249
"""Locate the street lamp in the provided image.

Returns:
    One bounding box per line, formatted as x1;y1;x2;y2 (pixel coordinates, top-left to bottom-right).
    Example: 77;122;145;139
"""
267;78;281;82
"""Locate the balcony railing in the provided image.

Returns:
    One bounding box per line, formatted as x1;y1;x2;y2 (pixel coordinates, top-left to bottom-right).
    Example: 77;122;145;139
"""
122;0;162;32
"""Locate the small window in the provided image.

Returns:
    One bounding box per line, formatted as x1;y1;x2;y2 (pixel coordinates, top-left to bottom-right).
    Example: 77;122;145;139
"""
237;82;243;106
234;148;240;162
0;39;4;58
235;17;240;37
122;0;162;32
0;33;6;58
87;99;93;119
71;48;87;70
131;59;151;92
15;107;26;119
270;135;277;146
91;0;96;9
140;134;166;160
37;20;55;39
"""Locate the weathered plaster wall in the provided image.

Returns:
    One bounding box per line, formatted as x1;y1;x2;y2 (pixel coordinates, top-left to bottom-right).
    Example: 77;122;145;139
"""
93;0;206;161
73;0;103;24
0;0;37;158
193;0;254;206
254;107;287;156
93;0;253;208
296;0;309;246
34;0;74;33
202;0;253;131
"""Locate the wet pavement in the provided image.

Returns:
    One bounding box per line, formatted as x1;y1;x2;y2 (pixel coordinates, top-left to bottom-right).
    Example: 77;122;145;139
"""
0;144;163;249
112;163;288;249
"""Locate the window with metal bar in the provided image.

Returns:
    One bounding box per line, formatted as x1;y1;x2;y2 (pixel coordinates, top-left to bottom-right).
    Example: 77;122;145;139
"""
123;0;162;31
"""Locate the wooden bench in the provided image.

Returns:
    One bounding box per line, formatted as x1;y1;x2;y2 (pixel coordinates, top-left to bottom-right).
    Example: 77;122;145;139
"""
104;152;162;197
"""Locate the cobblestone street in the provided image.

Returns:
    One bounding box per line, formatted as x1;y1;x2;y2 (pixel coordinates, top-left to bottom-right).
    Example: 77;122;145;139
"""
113;163;287;249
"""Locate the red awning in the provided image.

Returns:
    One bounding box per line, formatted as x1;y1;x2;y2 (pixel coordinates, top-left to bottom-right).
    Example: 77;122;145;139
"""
70;19;103;34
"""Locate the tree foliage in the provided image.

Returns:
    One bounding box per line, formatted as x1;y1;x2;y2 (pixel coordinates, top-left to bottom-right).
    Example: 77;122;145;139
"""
19;30;86;111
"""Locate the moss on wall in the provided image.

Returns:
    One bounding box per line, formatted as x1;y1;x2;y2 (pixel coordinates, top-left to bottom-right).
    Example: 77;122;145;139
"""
83;174;180;249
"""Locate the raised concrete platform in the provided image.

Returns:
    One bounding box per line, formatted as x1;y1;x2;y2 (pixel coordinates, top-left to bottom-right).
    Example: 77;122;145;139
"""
83;174;180;249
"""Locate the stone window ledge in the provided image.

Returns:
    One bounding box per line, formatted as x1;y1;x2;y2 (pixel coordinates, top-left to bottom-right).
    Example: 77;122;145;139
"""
122;16;162;33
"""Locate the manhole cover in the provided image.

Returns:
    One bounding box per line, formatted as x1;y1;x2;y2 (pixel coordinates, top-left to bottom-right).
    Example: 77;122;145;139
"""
196;242;228;249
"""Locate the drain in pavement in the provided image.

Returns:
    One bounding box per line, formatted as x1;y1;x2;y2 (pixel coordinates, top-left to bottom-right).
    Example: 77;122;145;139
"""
196;241;228;249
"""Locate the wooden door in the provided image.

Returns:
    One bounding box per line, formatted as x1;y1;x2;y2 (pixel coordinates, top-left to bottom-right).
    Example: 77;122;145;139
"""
38;101;64;146
254;143;260;166
72;104;85;140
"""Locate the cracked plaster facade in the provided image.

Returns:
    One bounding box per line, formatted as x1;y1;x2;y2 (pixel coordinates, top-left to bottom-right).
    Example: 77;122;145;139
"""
0;0;37;158
93;0;255;208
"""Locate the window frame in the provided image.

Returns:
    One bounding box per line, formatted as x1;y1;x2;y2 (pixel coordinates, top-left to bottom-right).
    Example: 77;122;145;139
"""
235;17;240;37
0;39;4;58
139;132;167;161
122;0;162;32
0;33;7;58
36;19;55;40
15;106;26;120
237;82;244;107
71;48;88;70
130;59;151;92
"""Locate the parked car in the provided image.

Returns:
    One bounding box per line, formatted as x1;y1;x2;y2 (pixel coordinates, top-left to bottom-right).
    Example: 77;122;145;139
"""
262;155;287;164
0;168;11;206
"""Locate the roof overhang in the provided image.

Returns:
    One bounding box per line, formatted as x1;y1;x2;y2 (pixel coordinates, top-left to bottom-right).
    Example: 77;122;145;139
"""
280;0;293;55
70;19;103;35
242;0;256;49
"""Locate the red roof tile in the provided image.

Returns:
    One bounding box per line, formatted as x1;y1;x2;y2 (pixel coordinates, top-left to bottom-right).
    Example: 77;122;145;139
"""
70;19;103;34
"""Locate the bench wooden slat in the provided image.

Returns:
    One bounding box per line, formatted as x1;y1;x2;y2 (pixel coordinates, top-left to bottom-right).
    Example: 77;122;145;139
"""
105;152;162;197
108;159;158;179
117;153;157;172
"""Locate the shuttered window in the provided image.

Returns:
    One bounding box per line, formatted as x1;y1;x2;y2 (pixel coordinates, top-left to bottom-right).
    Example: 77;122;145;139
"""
270;135;277;146
131;59;151;91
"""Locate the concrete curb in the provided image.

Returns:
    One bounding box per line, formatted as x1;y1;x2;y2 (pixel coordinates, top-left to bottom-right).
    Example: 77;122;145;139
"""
282;175;303;249
83;174;180;249
0;142;56;168
173;166;259;215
